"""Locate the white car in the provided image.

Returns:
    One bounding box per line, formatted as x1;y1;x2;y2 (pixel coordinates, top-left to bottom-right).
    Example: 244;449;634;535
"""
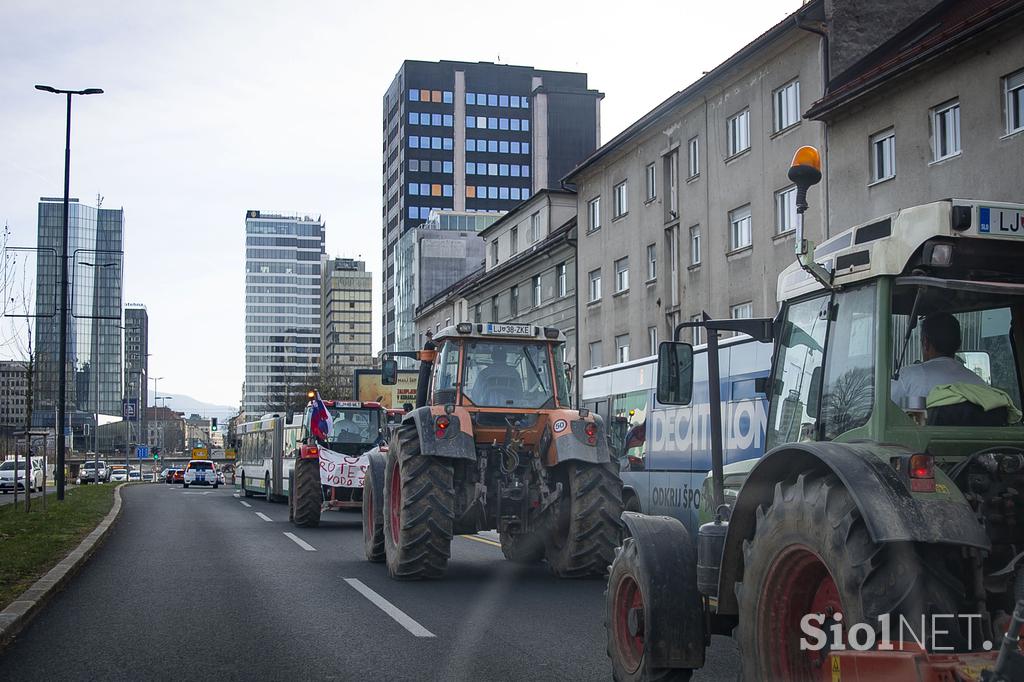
109;468;130;482
183;460;219;488
0;458;43;493
78;461;108;484
129;471;142;482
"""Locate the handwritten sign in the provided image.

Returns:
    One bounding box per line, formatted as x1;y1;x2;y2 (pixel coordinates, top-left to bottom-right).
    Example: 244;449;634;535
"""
319;447;368;488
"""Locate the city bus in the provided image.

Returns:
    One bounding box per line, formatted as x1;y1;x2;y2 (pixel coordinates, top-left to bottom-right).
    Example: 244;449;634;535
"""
236;414;303;500
581;333;772;533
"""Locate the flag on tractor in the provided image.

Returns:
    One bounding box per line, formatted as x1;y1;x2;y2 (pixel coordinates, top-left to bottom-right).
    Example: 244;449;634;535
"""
310;392;333;441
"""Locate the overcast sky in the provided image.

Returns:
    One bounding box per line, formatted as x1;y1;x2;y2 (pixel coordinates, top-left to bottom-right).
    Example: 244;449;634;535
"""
0;0;800;408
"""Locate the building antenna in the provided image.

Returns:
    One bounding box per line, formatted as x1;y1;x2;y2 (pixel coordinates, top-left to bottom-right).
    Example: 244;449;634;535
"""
96;192;104;209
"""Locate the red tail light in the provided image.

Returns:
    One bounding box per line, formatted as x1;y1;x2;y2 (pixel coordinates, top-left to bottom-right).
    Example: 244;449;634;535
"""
435;415;450;439
300;444;320;459
909;453;935;493
584;421;597;446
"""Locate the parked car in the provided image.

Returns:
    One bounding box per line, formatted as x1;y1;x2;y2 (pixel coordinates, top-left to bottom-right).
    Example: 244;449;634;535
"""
171;469;185;484
128;470;142;481
216;469;225;486
78;461;108;484
0;458;44;493
183;460;218;488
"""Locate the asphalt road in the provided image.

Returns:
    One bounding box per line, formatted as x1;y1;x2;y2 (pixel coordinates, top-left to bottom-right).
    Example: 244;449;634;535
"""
0;483;739;681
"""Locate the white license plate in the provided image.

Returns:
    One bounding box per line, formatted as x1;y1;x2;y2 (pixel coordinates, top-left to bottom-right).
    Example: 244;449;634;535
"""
485;323;533;336
979;206;1024;236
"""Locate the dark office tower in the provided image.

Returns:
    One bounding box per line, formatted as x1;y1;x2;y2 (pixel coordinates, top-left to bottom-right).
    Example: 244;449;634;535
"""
381;60;602;351
33;197;125;428
124;304;148;438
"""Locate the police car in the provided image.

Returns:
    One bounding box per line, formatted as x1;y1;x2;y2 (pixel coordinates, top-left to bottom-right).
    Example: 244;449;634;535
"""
183;460;219;488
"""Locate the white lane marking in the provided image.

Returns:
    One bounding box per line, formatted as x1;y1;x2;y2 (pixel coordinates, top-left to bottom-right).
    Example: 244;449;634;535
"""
255;512;273;522
239;501;252;508
343;578;435;638
184;492;212;495
283;532;316;551
233;493;240;498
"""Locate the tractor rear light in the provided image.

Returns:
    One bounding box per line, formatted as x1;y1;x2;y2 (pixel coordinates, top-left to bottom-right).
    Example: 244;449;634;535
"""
584;421;597;446
300;444;320;459
435;415;450;439
909;453;935;492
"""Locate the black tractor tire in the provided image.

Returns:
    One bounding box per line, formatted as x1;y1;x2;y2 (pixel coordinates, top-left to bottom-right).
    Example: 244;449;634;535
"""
735;470;964;682
362;452;386;563
606;537;693;682
544;461;624;578
291;458;321;528
500;530;546;564
383;425;454;580
242;471;254;498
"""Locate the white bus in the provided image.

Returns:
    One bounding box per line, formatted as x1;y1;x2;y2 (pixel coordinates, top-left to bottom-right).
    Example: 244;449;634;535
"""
236;414;303;500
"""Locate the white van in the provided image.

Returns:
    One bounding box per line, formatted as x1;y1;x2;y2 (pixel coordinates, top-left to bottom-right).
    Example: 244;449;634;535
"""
0;457;45;493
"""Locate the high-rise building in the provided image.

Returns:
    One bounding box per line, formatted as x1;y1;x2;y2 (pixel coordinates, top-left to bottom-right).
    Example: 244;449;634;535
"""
33;197;124;429
243;210;325;417
0;361;29;430
382;60;603;352
321;257;372;397
124;304;148;440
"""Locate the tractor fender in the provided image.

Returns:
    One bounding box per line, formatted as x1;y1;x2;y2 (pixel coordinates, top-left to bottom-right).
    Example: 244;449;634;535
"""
715;441;991;616
549;412;613;465
401;405;477;460
620;512;706;668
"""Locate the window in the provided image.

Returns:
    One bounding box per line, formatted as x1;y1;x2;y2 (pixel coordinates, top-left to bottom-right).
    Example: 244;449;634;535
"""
530;212;540;242
729;205;752;251
685;136;699;179
510;285;519;316
615;334;630;363
510;227;518;255
773;80;800;132
588;197;601;232
613;181;628;218
870;128;896;183
646;243;657;281
821;285;877;440
665;152;678;217
491;295;499;321
474;304;481;323
775;185;797;235
730;302;753;319
490;241;499;267
667;225;680;307
1005;69;1024;134
931;100;961;161
645;163;656;201
614;257;629;293
589;341;603;370
589;269;602;302
557;263;567;297
647;326;658;356
533;275;542;307
691;314;703;346
727;109;750;156
689;225;701;265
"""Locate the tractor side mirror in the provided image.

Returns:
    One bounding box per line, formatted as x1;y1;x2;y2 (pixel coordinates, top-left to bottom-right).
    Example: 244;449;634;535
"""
657;341;694;406
381;359;399;385
564;362;574;393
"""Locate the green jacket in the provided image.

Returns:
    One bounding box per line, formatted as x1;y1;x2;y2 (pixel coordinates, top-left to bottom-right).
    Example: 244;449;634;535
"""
926;383;1023;424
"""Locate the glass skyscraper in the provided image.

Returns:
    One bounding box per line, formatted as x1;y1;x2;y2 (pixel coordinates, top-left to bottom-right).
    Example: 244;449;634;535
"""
33;197;125;428
243;210;325;416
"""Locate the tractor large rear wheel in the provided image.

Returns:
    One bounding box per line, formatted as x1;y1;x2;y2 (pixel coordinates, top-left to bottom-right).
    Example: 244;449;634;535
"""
500;529;545;564
544;461;623;578
383;425;454;580
291;458;321;528
735;470;964;681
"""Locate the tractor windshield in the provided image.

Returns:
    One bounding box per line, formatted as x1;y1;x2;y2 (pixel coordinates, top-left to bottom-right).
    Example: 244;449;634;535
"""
326;408;381;445
462;340;561;409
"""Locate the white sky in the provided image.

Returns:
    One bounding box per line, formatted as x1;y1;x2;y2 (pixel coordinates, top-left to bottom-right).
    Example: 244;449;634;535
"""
0;0;800;407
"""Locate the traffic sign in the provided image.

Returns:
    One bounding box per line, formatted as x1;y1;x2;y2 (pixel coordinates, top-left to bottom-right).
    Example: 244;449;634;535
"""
122;398;139;421
135;445;149;459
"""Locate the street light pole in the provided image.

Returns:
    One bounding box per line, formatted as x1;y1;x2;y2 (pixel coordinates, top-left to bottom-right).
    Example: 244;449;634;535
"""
35;84;104;501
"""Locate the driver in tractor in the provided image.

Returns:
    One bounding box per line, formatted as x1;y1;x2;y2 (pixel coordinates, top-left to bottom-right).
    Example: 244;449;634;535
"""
473;344;524;405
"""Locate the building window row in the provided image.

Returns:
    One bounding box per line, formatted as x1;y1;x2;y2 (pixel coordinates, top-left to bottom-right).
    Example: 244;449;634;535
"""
466;138;530;155
408;159;454;174
408;205;451;220
466;186;531;201
465;92;529;109
408;89;454;104
408;112;454;127
408;183;454;197
465;116;530;132
465;162;530;177
408;136;454;150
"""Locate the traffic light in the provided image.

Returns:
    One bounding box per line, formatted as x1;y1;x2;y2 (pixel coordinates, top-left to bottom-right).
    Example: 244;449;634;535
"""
211;417;218;432
152;447;160;460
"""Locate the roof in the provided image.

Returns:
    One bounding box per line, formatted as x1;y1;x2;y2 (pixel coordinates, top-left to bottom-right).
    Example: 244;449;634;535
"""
563;0;823;184
807;0;1024;119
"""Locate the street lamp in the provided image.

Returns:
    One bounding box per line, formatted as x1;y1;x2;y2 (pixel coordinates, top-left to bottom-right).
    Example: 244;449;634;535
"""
36;84;104;501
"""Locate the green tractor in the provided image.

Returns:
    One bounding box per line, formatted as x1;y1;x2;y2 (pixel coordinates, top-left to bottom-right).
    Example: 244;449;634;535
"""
605;146;1024;681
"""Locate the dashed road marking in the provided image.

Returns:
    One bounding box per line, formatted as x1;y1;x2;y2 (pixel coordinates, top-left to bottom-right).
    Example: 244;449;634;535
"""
284;532;316;551
239;501;252;508
343;578;435;638
255;512;272;522
460;534;502;548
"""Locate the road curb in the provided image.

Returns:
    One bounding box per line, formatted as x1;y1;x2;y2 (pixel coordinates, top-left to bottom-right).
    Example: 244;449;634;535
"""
0;483;127;652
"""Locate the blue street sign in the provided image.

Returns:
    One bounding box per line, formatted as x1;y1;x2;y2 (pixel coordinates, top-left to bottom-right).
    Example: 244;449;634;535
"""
135;445;149;459
122;398;139;421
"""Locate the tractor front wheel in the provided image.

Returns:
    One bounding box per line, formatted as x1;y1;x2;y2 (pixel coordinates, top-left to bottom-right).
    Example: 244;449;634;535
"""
291;458;321;528
382;425;454;580
544;461;623;578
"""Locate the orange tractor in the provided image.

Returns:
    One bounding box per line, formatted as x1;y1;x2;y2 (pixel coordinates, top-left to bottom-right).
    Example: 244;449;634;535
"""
361;323;623;580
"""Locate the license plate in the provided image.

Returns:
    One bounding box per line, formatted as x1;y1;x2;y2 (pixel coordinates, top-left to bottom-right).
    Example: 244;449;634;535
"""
979;206;1024;236
484;323;533;336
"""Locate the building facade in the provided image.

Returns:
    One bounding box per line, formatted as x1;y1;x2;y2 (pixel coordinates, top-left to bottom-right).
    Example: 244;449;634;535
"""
382;60;603;352
146;405;185;454
415;189;579;362
566;3;828;370
321;257;372;397
243;210;325;417
34;197;124;427
808;0;1024;229
0;361;29;430
124;304;148;441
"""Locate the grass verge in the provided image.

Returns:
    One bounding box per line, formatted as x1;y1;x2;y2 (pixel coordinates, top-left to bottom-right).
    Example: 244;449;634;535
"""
0;484;116;610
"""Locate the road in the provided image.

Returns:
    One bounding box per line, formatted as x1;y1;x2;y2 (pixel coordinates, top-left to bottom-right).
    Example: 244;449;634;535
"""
0;484;739;680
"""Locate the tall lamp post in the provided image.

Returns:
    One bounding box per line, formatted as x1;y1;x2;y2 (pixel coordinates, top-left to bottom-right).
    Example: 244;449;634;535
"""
35;84;104;501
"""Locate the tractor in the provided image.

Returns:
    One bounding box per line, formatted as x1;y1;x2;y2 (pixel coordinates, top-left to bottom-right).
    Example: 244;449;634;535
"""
604;146;1024;681
361;323;623;580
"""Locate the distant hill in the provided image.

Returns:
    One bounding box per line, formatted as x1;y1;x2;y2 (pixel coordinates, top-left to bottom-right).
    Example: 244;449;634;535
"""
157;393;237;420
